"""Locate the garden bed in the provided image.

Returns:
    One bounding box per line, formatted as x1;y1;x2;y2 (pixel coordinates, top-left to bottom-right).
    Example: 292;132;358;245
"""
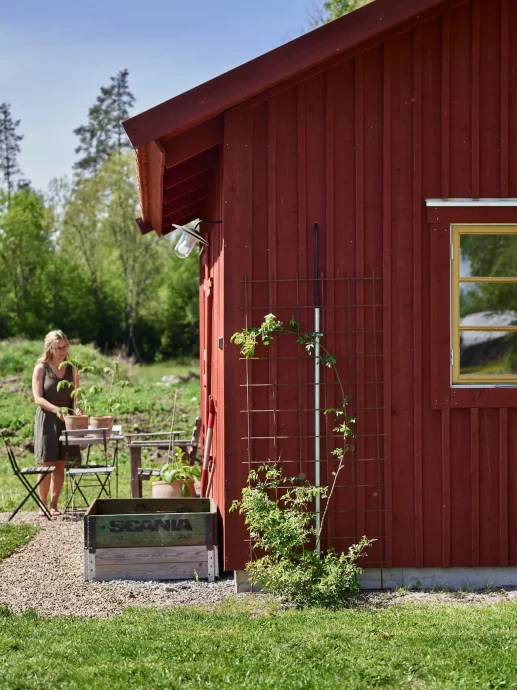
84;498;219;582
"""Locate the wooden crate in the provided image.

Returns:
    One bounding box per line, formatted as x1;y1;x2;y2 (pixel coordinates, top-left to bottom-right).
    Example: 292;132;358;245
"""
84;498;219;582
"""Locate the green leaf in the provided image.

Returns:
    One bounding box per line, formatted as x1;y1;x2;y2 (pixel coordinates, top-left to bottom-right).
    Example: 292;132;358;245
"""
163;469;174;484
289;316;299;332
57;380;73;392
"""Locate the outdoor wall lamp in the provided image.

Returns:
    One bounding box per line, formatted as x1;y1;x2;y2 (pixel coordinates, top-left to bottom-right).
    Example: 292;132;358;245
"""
172;219;222;258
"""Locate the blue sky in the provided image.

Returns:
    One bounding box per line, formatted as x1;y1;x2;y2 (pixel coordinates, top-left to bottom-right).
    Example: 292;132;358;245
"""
1;0;313;192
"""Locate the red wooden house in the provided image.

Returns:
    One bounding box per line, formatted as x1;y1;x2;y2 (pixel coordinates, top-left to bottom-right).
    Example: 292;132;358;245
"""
124;0;517;587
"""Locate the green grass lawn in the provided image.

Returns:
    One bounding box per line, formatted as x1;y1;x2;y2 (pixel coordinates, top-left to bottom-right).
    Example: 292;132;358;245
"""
0;339;200;513
1;601;517;689
0;523;40;562
135;359;199;384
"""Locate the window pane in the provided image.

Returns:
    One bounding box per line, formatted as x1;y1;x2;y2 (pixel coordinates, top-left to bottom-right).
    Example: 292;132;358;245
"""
460;233;517;278
460;331;517;377
460;282;517;323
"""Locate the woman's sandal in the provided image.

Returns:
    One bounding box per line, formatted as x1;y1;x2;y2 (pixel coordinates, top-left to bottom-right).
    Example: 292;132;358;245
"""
50;508;62;516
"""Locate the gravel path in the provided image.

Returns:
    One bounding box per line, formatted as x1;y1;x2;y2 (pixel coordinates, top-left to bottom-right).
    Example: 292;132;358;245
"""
364;587;517;608
2;513;517;618
0;513;248;618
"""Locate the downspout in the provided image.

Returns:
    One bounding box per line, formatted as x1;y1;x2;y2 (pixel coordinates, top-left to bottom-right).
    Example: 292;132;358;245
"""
314;222;321;556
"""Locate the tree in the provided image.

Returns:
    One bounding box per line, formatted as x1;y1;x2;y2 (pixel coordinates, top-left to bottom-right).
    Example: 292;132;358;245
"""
0;189;53;336
60;152;162;359
60;164;124;350
74;69;135;174
107;69;136;152
0;103;24;201
309;0;373;26
97;153;162;360
45;177;103;344
460;235;517;318
157;248;200;359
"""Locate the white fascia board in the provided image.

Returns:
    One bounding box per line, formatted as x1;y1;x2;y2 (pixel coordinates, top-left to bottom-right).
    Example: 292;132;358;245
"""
426;198;517;207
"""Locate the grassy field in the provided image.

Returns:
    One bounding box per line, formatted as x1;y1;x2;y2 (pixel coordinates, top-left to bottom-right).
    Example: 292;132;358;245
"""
1;600;517;689
0;339;200;512
136;359;199;383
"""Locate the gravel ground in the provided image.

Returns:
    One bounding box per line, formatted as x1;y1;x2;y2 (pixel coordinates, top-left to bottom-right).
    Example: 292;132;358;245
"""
2;513;517;618
363;588;517;608
0;512;250;618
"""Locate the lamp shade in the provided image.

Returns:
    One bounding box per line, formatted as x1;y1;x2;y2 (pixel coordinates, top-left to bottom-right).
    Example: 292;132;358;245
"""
175;230;198;258
171;223;209;259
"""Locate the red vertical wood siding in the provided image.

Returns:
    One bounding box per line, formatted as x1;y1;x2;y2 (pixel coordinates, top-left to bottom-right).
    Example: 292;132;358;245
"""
421;16;443;567
202;169;225;521
217;0;517;570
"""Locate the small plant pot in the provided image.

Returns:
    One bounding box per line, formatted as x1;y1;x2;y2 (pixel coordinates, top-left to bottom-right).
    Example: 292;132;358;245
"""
151;480;196;499
89;416;114;437
64;414;89;431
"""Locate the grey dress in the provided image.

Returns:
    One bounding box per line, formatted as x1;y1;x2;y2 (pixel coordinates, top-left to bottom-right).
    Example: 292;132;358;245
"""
34;363;81;464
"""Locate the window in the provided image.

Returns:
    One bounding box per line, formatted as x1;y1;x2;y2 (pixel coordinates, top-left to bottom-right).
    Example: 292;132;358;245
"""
451;225;517;384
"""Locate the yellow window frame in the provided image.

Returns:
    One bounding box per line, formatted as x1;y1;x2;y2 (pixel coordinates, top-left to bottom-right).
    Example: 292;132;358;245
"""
451;224;517;384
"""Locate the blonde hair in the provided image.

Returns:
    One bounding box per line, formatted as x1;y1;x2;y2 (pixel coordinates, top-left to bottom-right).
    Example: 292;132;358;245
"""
38;330;69;364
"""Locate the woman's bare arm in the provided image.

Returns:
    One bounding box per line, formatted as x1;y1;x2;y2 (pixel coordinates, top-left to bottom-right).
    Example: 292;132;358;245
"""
32;364;60;415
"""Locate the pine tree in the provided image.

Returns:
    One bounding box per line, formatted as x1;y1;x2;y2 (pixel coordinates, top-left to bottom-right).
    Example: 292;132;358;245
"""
74;69;136;175
0;103;24;200
107;69;136;151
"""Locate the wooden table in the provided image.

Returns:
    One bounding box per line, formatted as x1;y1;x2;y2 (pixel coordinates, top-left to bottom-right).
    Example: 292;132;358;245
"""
126;431;183;498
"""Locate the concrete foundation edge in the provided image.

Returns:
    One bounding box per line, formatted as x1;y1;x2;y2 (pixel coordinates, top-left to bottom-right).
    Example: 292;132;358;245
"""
234;567;517;593
234;570;264;593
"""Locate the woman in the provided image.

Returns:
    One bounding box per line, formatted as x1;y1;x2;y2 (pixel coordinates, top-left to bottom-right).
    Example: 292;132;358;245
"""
32;330;82;516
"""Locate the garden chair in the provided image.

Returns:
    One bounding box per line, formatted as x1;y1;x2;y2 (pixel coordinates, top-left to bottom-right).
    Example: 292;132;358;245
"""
3;438;54;521
127;417;201;498
61;428;117;516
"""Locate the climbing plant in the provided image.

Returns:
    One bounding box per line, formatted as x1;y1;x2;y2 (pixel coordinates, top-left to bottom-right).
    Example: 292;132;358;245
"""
231;314;372;607
231;312;354;518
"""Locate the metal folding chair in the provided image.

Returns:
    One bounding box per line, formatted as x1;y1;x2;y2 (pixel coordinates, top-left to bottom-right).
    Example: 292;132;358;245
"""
3;439;54;521
62;428;115;516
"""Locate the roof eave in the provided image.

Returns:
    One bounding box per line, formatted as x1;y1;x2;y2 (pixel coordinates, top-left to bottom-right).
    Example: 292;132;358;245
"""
123;0;449;150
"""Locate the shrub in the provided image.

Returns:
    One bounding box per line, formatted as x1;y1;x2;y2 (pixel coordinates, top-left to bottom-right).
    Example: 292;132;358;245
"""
231;464;372;608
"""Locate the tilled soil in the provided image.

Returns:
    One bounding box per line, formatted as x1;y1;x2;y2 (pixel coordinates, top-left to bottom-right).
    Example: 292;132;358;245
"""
0;513;248;618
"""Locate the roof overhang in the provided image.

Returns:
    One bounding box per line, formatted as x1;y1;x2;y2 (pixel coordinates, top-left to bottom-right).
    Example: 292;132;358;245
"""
124;0;454;236
131;121;223;236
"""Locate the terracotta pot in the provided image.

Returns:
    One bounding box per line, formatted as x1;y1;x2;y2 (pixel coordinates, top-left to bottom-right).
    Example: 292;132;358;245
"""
64;414;89;431
151;480;196;499
89;416;114;437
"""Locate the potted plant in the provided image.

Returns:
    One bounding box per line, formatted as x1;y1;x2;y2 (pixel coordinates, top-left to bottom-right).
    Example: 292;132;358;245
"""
89;360;129;437
152;446;201;498
57;357;95;430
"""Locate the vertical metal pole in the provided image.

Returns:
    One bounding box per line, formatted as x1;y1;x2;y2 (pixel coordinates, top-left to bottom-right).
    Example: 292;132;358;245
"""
314;223;321;555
